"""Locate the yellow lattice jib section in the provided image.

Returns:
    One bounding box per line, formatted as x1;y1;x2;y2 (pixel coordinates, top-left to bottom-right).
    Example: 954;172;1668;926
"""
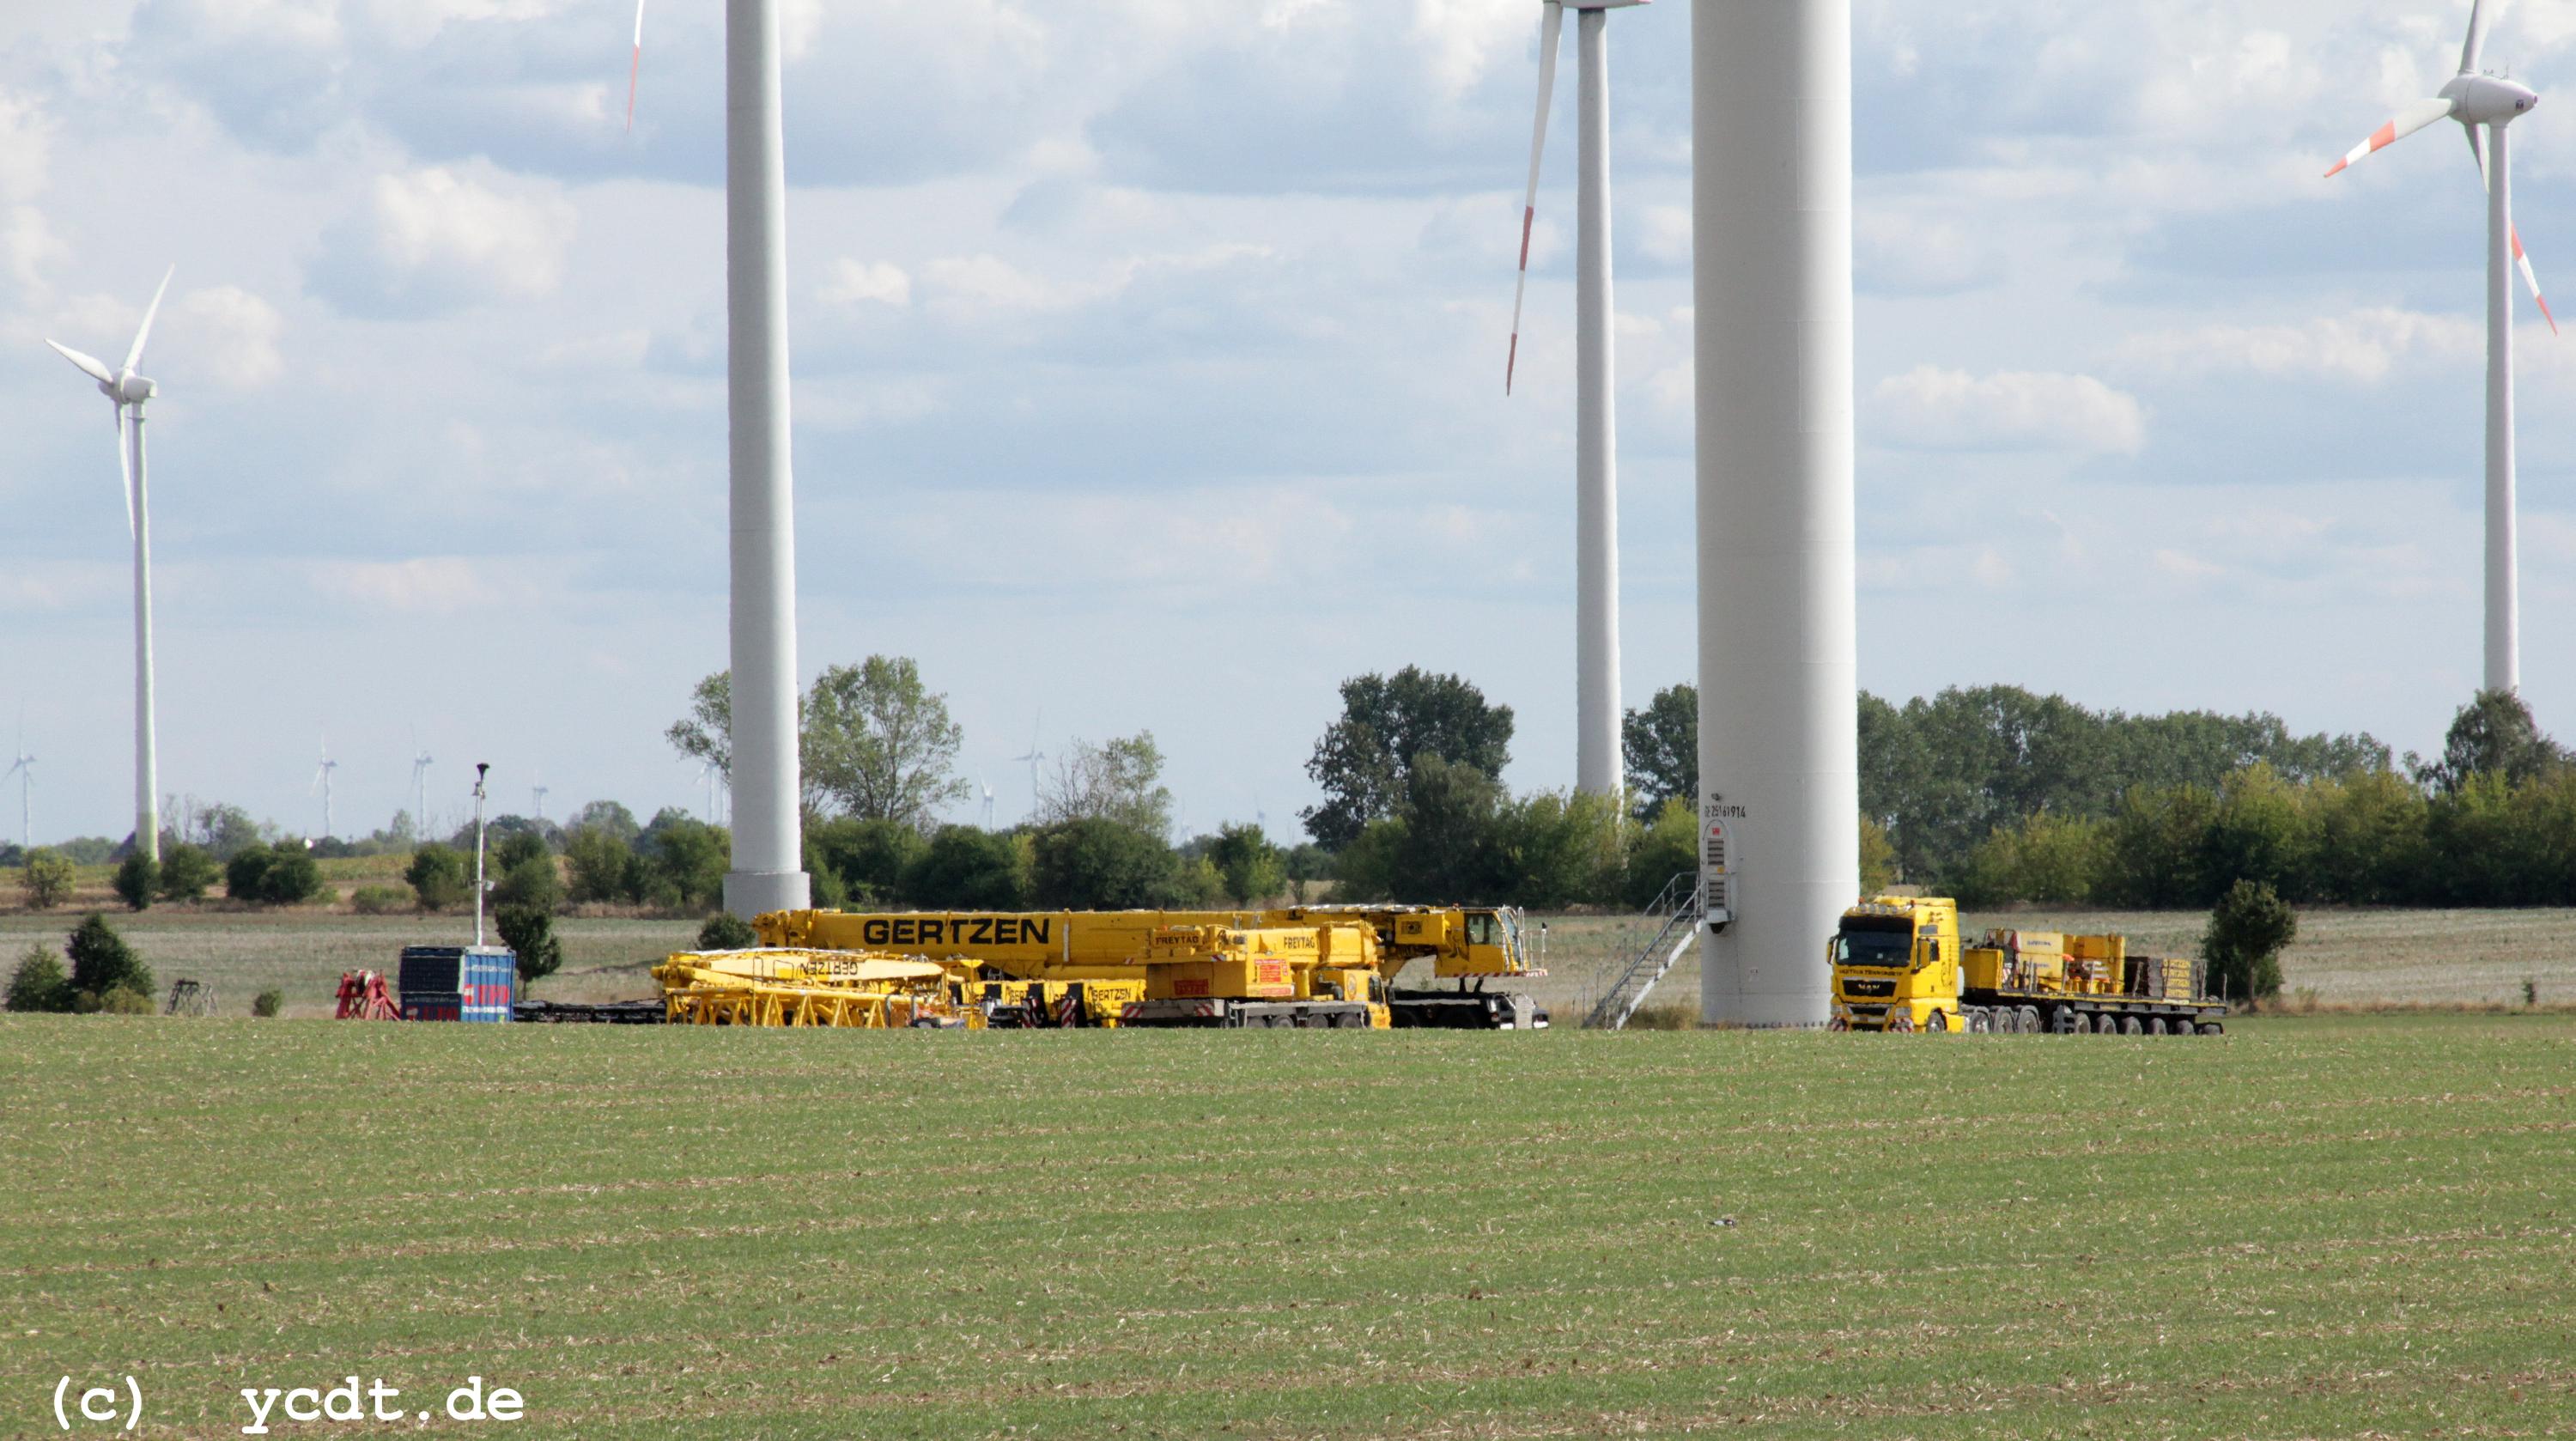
652;949;961;1029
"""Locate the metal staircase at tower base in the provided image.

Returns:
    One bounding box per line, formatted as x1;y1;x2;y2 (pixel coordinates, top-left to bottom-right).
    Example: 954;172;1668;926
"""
1585;873;1703;1030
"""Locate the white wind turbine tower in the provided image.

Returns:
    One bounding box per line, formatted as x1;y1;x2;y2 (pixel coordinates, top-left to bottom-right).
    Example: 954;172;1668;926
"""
2325;0;2553;694
5;733;32;854
410;747;434;840
45;266;175;862
1508;0;1643;799
1013;717;1047;815
313;741;338;840
978;777;995;830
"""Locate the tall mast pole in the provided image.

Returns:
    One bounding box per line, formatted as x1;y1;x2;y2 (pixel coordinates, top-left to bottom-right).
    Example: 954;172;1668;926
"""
1574;4;1622;800
722;0;811;917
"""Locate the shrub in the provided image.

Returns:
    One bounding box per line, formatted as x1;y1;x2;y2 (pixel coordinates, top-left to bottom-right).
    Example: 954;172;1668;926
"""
696;913;756;951
113;853;158;911
1029;818;1180;910
495;904;562;984
156;842;217;903
406;845;469;912
83;983;155;1015
492;854;564;913
1205;824;1286;906
563;827;641;905
252;988;284;1018
2203;879;2296;1006
66;913;152;1007
5;945;74;1012
1624;799;1698;909
350;885;410;915
809;818;928;905
635;813;728;912
902;826;1032;909
18;848;75;909
1328;821;1405;903
223;847;272;903
253;842;325;906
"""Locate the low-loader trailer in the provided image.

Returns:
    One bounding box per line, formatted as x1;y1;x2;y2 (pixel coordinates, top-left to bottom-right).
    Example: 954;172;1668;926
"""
1828;896;2227;1035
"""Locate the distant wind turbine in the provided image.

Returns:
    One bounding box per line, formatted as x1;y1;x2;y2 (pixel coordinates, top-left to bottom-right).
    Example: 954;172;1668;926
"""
625;0;647;132
1012;715;1047;814
5;727;32;854
410;746;434;840
313;741;338;840
532;781;550;824
45;265;175;862
2324;0;2553;693
978;776;995;830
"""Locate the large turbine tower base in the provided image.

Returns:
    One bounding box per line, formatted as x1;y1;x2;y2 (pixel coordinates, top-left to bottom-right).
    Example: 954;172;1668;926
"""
2486;120;2520;695
1573;3;1623;800
1692;0;1856;1028
720;0;811;920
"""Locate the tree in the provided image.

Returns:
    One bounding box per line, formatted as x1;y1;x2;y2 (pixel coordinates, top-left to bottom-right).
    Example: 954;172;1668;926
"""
1485;789;1626;910
495;904;562;984
2203;879;2296;1005
5;945;74;1012
2308;770;2430;906
810;818;930;904
66;913;152;1008
804;656;972;827
904;826;1033;909
1623;684;1698;819
19;848;75;909
568;800;641;843
1625;799;1698;908
1390;754;1506;903
563;826;640;904
696;913;756;951
492;845;564;913
1859;816;1898;895
635;811;729;911
1030;818;1182;910
666;672;733;779
156;842;217;903
2202;763;2317;899
228;842;323;907
2098;785;2219;909
1207;824;1286;905
1283;843;1331;904
407;844;470;912
1036;733;1174;838
2418;689;2568;795
1303;667;1514;848
113;853;158;911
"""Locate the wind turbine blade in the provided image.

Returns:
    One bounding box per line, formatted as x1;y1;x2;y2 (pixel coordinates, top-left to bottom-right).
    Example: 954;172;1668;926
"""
2463;0;2495;75
115;407;136;539
2323;98;2456;176
625;0;646;132
2511;227;2556;334
123;264;174;374
1508;0;1566;396
46;340;114;386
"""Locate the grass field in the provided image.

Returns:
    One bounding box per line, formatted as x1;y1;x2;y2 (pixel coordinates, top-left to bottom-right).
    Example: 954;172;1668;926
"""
2;1013;2568;1438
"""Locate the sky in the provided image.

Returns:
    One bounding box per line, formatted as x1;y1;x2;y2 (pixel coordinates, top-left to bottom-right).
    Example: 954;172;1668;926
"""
1;0;2572;848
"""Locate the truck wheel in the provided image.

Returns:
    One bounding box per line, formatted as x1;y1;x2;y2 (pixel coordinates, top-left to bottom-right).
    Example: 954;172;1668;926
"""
1887;1013;1915;1034
1925;1010;1948;1036
1826;1014;1850;1031
1968;1009;1991;1034
2118;1015;2143;1036
2144;1016;2167;1036
2197;1020;2224;1036
2018;1006;2042;1034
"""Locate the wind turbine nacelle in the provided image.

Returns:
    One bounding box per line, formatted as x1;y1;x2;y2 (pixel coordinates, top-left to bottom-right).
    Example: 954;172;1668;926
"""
114;374;156;404
2442;73;2539;125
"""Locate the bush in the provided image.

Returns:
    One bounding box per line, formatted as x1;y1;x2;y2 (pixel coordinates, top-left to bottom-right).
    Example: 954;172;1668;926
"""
635;812;728;912
350;885;410;915
696;913;756;951
1207;824;1285;906
65;914;152;1008
407;845;470;912
18;848;75;909
564;827;641;905
492;854;564;913
113;853;158;911
1486;789;1626;909
902;826;1032;909
227;841;323;907
809;818;928;906
1029;818;1181;910
2203;879;2296;1005
82;983;155;1015
252;988;284;1018
156;842;217;903
495;904;562;984
5;945;74;1012
1328;821;1405;903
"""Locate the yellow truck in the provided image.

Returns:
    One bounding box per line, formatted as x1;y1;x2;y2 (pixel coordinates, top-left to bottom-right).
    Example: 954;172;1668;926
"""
1827;896;2227;1036
756;905;1546;1030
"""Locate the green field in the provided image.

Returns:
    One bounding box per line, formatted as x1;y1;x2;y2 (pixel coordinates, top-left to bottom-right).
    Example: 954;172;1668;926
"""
3;1014;2569;1438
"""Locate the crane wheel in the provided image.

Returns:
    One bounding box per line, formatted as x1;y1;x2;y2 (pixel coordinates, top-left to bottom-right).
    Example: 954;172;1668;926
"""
2144;1016;2168;1036
2017;1006;2043;1034
2118;1015;2143;1036
1924;1010;1948;1036
2197;1020;2224;1036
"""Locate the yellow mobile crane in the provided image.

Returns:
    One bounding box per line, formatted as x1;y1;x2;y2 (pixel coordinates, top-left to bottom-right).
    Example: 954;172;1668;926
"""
756;905;1546;1030
1827;896;2227;1035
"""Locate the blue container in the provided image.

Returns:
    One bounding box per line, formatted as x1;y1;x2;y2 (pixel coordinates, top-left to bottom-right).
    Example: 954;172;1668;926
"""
398;945;518;1022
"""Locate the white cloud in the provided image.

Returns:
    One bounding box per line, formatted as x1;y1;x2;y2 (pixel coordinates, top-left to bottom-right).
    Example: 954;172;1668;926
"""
310;557;537;614
0;88;54;203
172;286;287;390
309;166;577;316
1870;366;2147;454
1856;211;2004;296
2115;307;2481;384
3;205;64;298
819;259;914;309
